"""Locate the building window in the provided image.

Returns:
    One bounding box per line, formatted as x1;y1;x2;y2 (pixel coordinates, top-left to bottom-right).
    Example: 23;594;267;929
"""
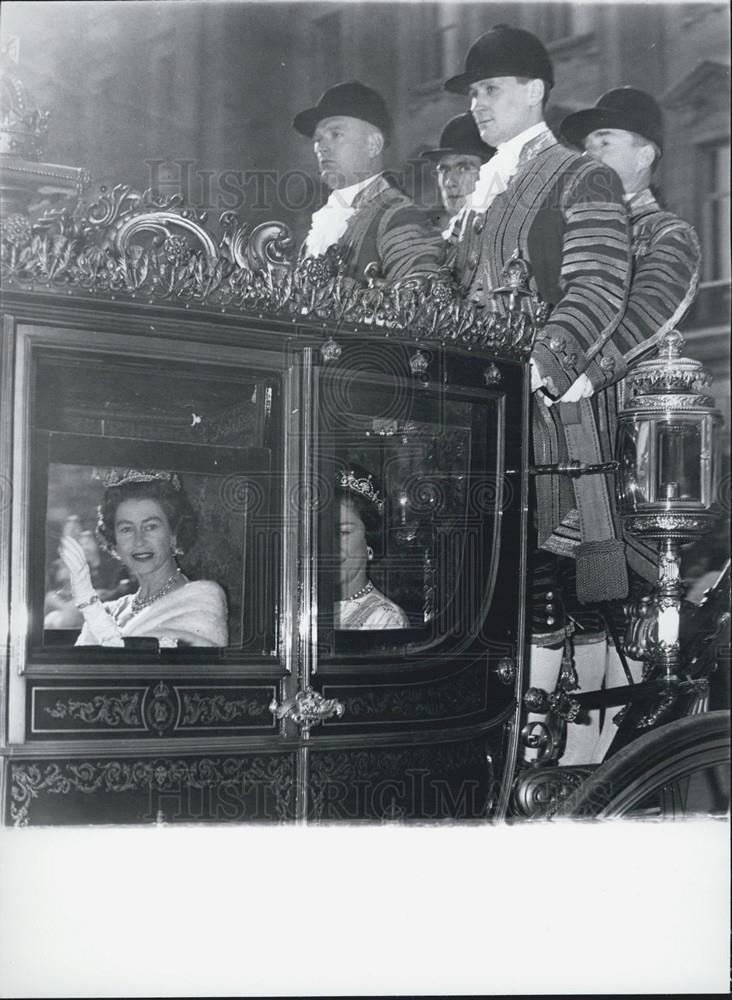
437;4;459;79
700;140;731;283
567;4;595;36
418;4;458;83
417;6;439;82
152;31;177;123
537;3;595;44
543;3;572;42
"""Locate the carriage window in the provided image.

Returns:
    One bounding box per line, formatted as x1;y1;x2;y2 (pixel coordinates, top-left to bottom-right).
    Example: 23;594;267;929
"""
317;367;504;661
30;350;280;659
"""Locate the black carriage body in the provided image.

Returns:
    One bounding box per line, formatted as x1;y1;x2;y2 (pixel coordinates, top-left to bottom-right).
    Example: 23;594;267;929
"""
0;281;531;826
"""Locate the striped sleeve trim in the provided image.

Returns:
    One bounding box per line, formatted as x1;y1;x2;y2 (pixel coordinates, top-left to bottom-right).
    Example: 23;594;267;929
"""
533;161;631;395
378;209;445;281
613;219;700;359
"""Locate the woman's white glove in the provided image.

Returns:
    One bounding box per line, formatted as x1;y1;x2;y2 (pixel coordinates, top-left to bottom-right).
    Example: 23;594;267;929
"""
58;536;95;604
58;536;124;646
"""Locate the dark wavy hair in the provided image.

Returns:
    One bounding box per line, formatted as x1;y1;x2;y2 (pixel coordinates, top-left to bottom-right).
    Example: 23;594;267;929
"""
96;479;198;555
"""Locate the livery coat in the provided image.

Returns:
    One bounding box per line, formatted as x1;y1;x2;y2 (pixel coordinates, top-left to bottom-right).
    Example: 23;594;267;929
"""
449;128;633;602
597;188;701;389
313;174;446;284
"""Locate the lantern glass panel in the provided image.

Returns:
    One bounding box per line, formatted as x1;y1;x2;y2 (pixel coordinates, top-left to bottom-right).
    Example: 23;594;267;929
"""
656;422;702;501
618;423;650;509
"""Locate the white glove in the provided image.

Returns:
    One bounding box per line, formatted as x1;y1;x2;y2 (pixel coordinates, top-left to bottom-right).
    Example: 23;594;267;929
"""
543;372;594;407
529;359;546;393
58;536;95;604
58;536;124;646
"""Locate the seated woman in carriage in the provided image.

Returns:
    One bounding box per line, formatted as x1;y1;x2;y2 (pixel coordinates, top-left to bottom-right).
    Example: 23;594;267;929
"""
336;465;408;631
59;469;229;648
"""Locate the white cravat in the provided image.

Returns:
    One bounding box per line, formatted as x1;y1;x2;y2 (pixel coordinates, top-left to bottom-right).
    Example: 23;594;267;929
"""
467;121;550;213
304;173;381;256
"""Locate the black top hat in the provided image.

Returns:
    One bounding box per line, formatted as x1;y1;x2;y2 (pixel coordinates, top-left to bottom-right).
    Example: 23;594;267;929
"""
293;80;392;141
420;113;496;163
444;25;554;95
560;87;664;152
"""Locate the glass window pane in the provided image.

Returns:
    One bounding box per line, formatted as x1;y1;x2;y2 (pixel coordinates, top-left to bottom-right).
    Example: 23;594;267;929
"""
656;423;702;501
31;349;280;658
317;367;504;659
703;142;731;282
617;424;650;508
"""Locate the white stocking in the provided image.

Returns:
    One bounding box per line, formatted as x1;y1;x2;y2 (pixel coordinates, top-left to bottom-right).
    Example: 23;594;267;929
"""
560;638;607;765
522;644;564;764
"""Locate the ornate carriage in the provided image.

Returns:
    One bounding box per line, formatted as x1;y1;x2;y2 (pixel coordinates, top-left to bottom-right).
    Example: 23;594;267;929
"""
0;58;728;827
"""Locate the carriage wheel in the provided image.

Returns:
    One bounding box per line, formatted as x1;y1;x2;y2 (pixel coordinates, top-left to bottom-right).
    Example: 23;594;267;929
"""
555;710;730;819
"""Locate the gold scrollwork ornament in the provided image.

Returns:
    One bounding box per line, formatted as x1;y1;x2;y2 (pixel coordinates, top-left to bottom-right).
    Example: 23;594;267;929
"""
269;686;345;737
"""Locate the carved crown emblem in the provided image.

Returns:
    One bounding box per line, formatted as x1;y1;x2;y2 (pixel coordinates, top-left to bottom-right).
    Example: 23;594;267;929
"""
0;38;50;161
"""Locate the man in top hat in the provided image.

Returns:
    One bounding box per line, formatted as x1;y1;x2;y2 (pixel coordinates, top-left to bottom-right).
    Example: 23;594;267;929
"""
420;112;495;237
444;25;635;764
560;87;701;761
293;80;445;283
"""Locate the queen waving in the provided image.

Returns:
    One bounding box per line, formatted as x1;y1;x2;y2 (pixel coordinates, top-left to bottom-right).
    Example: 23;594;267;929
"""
59;469;228;648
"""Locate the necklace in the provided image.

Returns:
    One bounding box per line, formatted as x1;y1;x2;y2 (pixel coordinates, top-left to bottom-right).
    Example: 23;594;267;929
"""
344;580;373;602
130;570;184;616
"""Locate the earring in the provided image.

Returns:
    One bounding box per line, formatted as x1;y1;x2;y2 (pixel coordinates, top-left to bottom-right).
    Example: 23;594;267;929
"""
366;546;374;561
171;541;184;557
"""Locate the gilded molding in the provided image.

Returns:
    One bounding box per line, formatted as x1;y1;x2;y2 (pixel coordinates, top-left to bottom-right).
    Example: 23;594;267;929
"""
144;681;178;736
9;754;295;826
494;656;516;686
512;766;596;819
0;184;545;360
32;684;274;735
635;677;709;730
180;692;270;726
626;393;713;411
270;685;345;736
624;514;712;535
336;666;484;720
43;692;142;727
624;329;715;404
308;739;492;820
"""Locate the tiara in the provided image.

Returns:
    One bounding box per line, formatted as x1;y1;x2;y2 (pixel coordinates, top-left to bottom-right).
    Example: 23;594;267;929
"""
102;469;182;491
338;470;384;512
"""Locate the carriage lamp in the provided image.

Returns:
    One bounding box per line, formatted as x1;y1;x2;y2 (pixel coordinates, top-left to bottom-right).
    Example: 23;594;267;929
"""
616;329;723;679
